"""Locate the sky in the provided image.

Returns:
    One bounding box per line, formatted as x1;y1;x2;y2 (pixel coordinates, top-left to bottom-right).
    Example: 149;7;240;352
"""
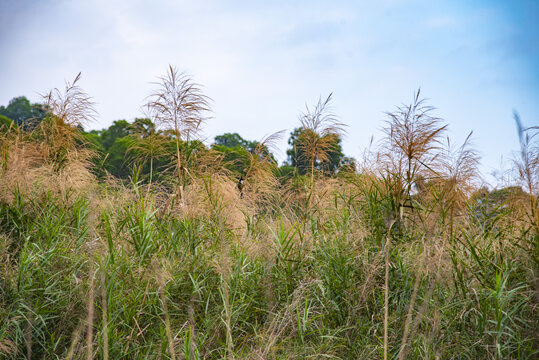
1;0;538;185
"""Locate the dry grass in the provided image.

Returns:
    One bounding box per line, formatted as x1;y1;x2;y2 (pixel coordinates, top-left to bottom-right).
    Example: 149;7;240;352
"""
297;93;347;179
183;174;248;234
0;137;95;203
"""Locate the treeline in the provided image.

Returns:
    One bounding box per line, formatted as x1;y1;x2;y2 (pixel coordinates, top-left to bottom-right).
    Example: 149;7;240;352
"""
0;96;46;129
0;96;353;183
0;92;528;211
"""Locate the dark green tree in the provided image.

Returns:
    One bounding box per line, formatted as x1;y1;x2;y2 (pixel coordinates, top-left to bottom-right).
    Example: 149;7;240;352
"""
88;120;133;179
212;132;277;176
93;120;132;149
212;133;255;175
214;132;258;152
124;118;168;185
0;96;46;128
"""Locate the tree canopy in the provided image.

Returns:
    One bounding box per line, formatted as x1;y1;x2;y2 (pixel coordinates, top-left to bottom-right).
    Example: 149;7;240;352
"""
1;95;357;182
214;132;258;152
0;96;46;129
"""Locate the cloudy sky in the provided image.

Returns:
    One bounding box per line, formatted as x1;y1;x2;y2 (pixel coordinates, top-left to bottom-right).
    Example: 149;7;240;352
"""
1;0;538;184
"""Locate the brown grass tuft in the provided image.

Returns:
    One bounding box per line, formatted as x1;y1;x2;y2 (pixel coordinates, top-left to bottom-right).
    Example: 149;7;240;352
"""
297;93;347;179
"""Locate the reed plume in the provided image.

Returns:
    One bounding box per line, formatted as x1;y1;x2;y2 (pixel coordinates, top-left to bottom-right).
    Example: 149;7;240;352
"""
297;93;347;180
145;65;211;204
380;89;447;219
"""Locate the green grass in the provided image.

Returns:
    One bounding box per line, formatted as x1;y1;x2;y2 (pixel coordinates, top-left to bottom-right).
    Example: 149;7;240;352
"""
0;174;536;359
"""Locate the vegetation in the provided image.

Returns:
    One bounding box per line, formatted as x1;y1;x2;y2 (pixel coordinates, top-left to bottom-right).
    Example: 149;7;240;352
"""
0;70;537;359
0;96;46;131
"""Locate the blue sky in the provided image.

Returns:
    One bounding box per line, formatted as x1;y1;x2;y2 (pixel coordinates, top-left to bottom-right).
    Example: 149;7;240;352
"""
1;0;538;185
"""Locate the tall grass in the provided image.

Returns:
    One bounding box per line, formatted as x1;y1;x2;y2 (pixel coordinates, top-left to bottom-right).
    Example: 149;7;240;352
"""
0;77;537;359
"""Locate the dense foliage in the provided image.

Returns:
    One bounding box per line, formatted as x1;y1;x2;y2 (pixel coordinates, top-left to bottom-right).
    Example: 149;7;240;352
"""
0;96;46;129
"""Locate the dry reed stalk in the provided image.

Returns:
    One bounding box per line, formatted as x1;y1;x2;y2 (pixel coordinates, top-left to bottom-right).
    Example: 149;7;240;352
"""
184;174;249;235
260;279;320;358
239;130;284;213
187;294;198;355
42;72;96;129
0;339;16;358
439;132;480;198
356;249;384;310
398;237;427;360
65;321;84;360
384;221;395;360
380;89;447;219
407;236;449;354
214;214;234;359
513;113;539;284
0;126;95;206
223;281;234;359
297;93;347;181
86;261;95;360
384;239;390;360
156;260;176;360
100;269;109;360
25;309;32;360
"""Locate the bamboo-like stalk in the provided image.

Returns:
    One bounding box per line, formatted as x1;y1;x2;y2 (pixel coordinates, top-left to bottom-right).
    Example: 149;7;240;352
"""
25;308;32;360
65;322;84;360
157;262;176;360
384;221;395;360
398;238;427;360
86;262;95;360
100;268;109;360
384;238;389;360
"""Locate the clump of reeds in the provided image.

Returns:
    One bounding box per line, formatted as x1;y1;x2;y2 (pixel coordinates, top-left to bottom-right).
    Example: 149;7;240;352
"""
123;118;168;188
297;93;347;181
40;72;97;168
145;65;211;204
513;112;539;240
242;130;285;208
379;88;447;222
0;74;97;203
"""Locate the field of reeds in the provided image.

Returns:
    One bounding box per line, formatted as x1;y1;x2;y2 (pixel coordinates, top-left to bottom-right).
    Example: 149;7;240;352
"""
0;69;537;359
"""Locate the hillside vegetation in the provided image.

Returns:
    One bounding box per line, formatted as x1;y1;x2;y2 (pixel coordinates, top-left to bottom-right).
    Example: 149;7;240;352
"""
0;69;537;359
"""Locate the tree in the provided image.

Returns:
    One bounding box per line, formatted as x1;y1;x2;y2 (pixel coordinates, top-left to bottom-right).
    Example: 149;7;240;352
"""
87;120;132;179
212;132;280;178
97;120;132;149
212;143;250;175
124;118;168;185
0;96;46;129
212;133;260;175
214;132;258;152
